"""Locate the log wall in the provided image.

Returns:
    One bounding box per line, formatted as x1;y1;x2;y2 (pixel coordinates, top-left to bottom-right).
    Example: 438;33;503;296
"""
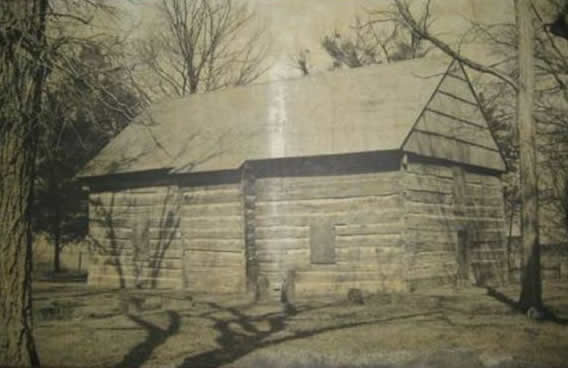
180;183;246;294
254;171;407;299
87;186;183;289
401;157;507;290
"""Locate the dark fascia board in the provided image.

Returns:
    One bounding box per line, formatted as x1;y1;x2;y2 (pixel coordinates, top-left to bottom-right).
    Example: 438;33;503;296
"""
79;168;174;193
404;152;506;177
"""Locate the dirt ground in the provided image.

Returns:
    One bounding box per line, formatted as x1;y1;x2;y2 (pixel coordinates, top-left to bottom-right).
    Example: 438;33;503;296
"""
32;280;568;368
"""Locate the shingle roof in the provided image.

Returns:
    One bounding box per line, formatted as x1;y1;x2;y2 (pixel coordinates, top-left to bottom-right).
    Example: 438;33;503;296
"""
79;56;456;178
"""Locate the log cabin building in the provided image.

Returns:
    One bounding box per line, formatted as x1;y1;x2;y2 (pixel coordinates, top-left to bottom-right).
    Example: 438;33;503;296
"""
78;56;508;299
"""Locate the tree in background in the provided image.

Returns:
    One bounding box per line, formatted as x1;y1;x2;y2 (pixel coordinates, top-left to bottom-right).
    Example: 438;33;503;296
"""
388;0;568;313
136;0;269;98
0;1;145;364
319;0;434;70
34;38;145;273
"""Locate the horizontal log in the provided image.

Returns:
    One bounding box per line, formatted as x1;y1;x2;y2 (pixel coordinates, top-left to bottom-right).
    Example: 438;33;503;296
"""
336;234;403;248
89;237;184;251
89;216;183;229
256;195;402;217
180;183;240;192
126;186;172;194
256;261;312;275
181;216;243;231
181;188;241;205
93;247;184;259
469;229;508;239
405;203;504;218
184;239;244;253
338;250;406;264
335;223;403;236
182;202;242;217
405;214;505;231
259;171;401;187
256;211;402;228
256;174;401;201
91;192;176;207
90;227;133;240
409;251;456;263
465;172;501;186
466;185;503;198
256;239;309;251
183;250;245;267
408;262;458;275
255;249;309;263
148;228;182;240
255;226;308;240
401;173;454;194
406;161;454;178
403;230;457;244
403;191;453;205
184;228;243;240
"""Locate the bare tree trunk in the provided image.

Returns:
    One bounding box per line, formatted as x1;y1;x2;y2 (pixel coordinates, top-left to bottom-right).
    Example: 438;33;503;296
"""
53;204;61;273
0;0;48;365
50;174;62;273
517;0;543;311
0;131;41;367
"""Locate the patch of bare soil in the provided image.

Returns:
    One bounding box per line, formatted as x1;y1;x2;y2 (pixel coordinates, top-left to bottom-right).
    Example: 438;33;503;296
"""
32;281;568;368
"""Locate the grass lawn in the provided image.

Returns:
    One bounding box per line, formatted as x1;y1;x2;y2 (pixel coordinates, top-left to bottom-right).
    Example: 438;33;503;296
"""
32;280;568;368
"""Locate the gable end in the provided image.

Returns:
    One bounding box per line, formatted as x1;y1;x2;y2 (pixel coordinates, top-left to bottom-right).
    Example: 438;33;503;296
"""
402;60;506;172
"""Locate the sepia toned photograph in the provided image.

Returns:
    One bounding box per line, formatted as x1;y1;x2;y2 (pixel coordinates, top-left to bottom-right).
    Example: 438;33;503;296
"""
1;0;568;367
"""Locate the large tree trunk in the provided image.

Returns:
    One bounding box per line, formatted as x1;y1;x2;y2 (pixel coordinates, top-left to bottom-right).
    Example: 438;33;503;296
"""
516;0;543;311
0;131;41;367
0;0;48;365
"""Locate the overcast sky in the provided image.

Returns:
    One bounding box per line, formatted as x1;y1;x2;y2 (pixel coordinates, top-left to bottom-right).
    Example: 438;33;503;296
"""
116;0;515;81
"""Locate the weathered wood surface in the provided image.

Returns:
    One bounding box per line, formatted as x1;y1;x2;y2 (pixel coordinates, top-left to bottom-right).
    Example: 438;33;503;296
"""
419;110;493;149
402;159;507;288
255;171;407;298
87;186;183;289
181;183;246;294
404;131;505;172
403;65;505;172
256;173;401;201
241;165;258;293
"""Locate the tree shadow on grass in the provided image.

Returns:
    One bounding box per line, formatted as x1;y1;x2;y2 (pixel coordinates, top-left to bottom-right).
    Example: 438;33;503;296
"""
179;301;441;368
486;287;568;325
114;310;180;368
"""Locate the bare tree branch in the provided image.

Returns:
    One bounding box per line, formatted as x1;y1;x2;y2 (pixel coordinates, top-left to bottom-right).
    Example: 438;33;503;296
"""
392;0;519;91
136;0;269;98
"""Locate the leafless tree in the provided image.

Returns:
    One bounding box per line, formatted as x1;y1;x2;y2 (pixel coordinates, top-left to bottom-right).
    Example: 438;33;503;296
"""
319;1;434;70
388;0;564;313
0;1;145;365
136;0;269;98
